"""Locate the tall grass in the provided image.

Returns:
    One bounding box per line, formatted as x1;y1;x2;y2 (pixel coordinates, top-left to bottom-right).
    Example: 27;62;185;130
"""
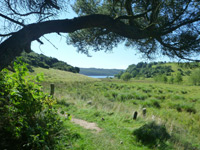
36;67;200;150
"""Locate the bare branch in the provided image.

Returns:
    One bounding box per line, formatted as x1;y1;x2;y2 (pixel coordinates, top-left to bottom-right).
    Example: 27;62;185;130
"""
0;13;25;27
43;36;58;50
156;37;200;62
115;9;152;20
6;0;49;17
160;0;192;31
161;17;200;35
0;32;15;37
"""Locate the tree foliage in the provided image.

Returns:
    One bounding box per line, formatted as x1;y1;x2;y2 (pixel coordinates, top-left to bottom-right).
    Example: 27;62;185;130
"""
121;61;174;78
0;0;200;70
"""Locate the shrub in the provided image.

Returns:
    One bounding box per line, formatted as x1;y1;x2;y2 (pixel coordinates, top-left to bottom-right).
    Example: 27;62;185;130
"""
0;60;65;149
133;122;170;147
175;72;183;83
189;69;200;85
142;99;161;108
121;72;132;81
168;76;174;84
154;74;168;83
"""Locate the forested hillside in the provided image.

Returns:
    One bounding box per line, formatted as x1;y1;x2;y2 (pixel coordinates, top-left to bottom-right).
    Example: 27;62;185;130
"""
115;61;200;84
80;68;124;76
125;62;174;78
20;51;80;73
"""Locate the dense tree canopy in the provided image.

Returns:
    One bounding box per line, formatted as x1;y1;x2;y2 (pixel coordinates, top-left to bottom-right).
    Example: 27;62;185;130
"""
0;0;200;70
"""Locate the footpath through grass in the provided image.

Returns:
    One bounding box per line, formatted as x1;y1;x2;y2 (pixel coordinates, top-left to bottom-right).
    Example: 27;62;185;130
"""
34;68;200;150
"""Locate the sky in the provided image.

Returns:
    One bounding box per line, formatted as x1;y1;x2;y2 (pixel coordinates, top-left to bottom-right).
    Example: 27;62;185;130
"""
31;7;170;69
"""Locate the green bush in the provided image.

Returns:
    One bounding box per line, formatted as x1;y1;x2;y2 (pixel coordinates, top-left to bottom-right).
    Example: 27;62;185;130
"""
0;60;65;149
154;74;168;83
133;122;170;147
175;72;183;83
121;72;132;81
168;76;174;84
189;69;200;85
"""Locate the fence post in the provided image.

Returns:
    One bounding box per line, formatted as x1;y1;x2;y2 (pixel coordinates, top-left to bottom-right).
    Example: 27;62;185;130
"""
50;83;55;96
133;111;138;120
142;108;147;117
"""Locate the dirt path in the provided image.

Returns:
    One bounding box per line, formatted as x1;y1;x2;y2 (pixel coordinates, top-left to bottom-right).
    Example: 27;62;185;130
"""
71;118;102;133
59;110;102;133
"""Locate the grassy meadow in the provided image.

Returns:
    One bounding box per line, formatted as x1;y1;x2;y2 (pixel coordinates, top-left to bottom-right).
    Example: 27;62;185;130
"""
32;67;200;150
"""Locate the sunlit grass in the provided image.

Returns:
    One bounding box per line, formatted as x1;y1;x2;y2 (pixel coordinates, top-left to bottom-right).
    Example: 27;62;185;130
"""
35;67;200;150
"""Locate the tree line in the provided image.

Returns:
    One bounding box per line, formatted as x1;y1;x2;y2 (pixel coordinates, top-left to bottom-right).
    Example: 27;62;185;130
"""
115;62;173;79
115;61;200;86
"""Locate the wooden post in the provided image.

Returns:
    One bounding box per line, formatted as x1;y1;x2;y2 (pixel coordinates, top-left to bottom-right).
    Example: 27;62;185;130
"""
133;111;138;120
50;83;55;96
142;108;147;117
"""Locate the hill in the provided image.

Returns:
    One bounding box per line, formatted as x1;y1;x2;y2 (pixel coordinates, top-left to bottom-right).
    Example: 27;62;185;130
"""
116;61;200;79
20;51;80;73
31;67;99;83
80;68;124;76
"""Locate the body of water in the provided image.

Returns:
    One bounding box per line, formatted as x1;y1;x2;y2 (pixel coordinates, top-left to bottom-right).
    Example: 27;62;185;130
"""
88;76;114;78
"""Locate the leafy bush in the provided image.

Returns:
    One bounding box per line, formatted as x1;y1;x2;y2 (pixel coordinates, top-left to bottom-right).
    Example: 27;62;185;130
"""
133;122;170;147
168;75;174;84
175;72;183;83
189;69;200;85
121;72;132;81
0;60;65;149
154;74;168;83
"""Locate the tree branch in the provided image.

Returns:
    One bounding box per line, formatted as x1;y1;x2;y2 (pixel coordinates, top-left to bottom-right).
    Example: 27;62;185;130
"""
0;14;149;70
0;13;25;27
0;32;16;37
161;17;200;35
6;0;51;17
156;37;200;62
115;9;152;21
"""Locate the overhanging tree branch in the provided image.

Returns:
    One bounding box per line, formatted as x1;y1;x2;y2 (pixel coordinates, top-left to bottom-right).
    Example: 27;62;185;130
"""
0;14;149;70
156;37;200;62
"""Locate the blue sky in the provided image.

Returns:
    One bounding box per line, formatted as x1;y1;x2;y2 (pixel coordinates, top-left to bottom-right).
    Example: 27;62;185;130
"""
31;7;170;69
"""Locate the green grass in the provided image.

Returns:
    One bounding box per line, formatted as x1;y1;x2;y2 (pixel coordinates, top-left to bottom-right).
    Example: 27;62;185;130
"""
34;67;200;150
32;67;99;83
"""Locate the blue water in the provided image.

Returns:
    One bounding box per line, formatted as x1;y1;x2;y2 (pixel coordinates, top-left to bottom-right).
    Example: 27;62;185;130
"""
88;76;114;78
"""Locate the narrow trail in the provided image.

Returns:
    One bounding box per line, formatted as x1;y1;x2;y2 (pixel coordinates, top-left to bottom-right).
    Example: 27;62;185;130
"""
59;110;102;133
71;118;102;133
